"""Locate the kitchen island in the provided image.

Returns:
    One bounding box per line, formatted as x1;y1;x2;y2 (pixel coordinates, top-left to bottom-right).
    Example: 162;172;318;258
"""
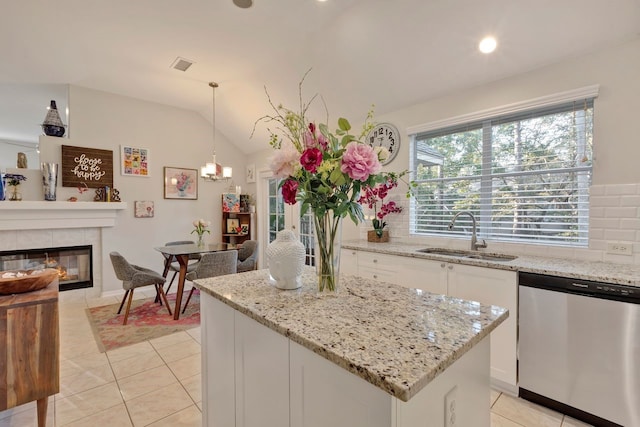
194;268;508;427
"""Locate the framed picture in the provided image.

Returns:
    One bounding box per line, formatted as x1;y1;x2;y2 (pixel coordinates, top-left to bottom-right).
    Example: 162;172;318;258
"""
222;193;240;212
164;167;198;200
226;218;240;233
246;163;256;183
61;145;113;188
134;201;154;218
121;145;150;176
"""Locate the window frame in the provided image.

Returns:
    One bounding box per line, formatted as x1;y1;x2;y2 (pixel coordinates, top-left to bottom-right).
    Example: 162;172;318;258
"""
408;86;599;247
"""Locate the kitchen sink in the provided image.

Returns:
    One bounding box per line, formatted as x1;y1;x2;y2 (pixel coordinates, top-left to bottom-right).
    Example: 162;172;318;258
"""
415;248;517;262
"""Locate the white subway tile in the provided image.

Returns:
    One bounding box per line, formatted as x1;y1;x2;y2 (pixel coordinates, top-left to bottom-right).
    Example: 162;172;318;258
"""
604;207;637;219
620;195;640;207
604;253;634;264
590;196;620;207
589;206;605;218
604;229;635;241
589;185;606;196
605;183;638;195
620;218;640;230
588;228;604;240
590;218;620;230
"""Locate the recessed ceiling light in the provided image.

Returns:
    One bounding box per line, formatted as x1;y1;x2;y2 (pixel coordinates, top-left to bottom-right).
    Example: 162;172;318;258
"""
479;36;497;54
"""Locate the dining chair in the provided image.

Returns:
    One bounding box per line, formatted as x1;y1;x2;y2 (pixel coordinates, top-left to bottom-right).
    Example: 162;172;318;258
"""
182;250;238;313
109;251;172;325
237;240;259;273
162;240;201;296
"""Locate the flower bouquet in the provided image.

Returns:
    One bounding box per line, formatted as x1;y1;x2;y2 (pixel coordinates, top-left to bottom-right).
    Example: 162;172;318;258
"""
253;70;402;292
191;219;211;246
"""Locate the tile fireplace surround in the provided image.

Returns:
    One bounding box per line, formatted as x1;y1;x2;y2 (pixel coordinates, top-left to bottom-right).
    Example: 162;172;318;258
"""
0;201;127;296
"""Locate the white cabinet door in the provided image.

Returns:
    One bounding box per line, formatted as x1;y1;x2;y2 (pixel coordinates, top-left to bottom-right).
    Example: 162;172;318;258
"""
290;340;392;427
341;249;358;276
447;263;517;389
234;312;290;427
395;257;448;295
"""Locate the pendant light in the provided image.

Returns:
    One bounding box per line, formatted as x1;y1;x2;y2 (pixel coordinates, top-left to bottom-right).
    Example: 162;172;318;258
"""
201;81;232;181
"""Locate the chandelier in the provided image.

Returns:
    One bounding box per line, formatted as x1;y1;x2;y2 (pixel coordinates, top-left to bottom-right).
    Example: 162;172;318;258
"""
201;81;232;182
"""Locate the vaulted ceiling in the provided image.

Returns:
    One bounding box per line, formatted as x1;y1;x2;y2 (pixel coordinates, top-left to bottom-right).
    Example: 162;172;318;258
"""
2;0;639;153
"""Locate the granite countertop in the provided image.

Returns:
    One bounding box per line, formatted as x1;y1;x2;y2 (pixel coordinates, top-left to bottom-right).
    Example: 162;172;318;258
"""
194;267;508;402
342;240;640;288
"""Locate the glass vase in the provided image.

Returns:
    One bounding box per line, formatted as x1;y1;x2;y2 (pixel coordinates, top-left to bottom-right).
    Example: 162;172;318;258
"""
197;234;205;247
313;210;343;294
8;186;21;201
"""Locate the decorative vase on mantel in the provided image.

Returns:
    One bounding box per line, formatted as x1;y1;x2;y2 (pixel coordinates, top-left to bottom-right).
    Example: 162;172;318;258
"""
42;100;66;137
8;186;22;201
313;211;343;294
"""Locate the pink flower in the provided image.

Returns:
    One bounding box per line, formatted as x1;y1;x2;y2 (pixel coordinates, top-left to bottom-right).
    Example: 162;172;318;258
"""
270;142;300;178
303;123;329;150
340;141;381;181
300;148;323;173
282;179;299;204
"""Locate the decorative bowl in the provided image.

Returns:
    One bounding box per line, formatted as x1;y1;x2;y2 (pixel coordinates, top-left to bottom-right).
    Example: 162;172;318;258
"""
0;269;58;295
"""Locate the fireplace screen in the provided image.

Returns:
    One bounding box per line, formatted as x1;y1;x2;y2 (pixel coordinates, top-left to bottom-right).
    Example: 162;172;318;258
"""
0;245;92;292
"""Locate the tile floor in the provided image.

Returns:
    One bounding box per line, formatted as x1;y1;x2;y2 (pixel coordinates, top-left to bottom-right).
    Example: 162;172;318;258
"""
0;287;594;427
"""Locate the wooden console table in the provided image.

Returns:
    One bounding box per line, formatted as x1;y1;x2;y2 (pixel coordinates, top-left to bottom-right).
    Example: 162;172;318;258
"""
0;279;59;427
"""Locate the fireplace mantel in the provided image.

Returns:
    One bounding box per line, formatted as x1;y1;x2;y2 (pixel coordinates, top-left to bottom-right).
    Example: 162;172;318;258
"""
0;202;128;231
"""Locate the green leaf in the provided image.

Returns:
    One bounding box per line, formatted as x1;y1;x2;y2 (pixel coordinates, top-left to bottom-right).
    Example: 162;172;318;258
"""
338;118;351;132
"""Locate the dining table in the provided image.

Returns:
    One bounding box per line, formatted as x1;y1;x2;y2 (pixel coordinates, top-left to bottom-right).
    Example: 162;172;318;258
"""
154;242;236;320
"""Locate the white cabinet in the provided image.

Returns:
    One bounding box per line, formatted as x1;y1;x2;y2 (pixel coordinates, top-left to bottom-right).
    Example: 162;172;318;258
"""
344;249;518;392
201;291;492;427
202;295;289;427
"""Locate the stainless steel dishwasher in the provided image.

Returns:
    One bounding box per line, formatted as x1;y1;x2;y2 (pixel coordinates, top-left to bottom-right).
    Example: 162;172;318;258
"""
519;272;640;427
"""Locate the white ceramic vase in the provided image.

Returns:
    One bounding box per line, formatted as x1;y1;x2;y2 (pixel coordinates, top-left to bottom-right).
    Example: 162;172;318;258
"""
266;230;305;290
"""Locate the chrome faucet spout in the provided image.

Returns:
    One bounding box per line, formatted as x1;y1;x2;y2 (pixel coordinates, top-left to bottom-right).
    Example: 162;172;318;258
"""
448;211;487;251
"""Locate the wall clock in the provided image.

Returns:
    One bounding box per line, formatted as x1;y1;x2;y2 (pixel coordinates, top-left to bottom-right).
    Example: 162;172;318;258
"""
365;122;400;166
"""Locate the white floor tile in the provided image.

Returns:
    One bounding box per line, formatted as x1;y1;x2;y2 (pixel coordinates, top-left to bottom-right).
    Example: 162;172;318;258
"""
492;394;563;427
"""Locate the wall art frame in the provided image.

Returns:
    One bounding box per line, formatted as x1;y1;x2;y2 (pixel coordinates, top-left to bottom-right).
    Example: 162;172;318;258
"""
246;163;256;183
134;201;155;218
121;145;150;177
163;167;198;200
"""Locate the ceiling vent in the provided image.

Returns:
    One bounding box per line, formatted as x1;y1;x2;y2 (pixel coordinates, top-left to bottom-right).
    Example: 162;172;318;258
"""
170;57;195;72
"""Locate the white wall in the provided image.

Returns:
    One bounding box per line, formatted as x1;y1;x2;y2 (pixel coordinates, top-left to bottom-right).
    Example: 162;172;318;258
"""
37;85;248;294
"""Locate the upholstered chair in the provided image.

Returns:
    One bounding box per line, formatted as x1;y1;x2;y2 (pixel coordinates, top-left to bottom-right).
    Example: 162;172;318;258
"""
109;251;172;325
237;240;259;273
182;250;238;313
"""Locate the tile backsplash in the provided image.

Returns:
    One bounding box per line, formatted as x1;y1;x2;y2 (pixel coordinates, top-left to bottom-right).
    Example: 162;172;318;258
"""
358;183;640;265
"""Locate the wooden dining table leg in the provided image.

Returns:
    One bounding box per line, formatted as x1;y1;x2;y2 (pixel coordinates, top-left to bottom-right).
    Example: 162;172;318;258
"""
173;254;190;320
37;397;48;427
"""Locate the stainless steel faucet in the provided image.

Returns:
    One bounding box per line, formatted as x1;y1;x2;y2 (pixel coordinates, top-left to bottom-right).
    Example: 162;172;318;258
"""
448;211;487;251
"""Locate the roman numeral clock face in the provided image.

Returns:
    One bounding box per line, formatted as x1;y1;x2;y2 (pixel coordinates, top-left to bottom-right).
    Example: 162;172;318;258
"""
366;123;400;166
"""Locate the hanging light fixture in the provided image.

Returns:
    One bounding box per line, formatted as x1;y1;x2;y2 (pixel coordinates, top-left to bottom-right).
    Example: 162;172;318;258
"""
201;81;232;182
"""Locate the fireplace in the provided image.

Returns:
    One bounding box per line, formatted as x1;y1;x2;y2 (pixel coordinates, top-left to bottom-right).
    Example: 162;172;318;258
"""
0;245;93;292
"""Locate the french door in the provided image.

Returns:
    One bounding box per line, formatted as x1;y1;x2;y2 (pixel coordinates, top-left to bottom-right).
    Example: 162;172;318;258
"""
258;170;316;268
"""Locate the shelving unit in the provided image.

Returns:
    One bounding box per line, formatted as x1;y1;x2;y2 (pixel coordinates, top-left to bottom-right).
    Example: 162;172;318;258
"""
221;193;255;246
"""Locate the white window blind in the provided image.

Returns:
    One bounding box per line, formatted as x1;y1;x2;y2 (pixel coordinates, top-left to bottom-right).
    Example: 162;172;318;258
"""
411;99;594;246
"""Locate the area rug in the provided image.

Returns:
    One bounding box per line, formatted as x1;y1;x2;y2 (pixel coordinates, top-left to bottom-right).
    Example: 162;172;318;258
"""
86;290;200;352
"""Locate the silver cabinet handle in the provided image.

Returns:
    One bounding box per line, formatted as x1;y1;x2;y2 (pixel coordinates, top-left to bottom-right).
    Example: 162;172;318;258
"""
373;259;378;263
448;265;453;270
440;263;446;268
373;274;378;279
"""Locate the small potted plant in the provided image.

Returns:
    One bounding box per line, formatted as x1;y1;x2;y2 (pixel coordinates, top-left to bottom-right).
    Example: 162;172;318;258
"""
4;173;27;201
358;174;403;242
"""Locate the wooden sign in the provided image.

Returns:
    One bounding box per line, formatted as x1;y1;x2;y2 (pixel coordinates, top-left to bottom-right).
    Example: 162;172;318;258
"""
61;145;113;188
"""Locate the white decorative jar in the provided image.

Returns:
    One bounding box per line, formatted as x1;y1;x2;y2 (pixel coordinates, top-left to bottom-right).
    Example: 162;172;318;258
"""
266;230;305;290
